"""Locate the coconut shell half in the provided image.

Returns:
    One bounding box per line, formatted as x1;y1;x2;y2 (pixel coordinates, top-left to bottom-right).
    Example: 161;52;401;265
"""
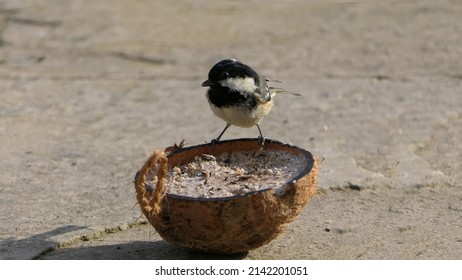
134;138;317;254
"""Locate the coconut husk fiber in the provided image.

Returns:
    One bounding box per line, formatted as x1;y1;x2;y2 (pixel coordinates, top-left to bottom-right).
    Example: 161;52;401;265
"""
133;138;318;254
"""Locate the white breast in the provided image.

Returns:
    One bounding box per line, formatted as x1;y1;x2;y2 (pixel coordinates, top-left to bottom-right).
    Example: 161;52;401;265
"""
208;99;273;128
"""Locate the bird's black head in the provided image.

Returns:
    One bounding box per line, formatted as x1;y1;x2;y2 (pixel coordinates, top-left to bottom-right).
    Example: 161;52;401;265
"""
202;59;260;92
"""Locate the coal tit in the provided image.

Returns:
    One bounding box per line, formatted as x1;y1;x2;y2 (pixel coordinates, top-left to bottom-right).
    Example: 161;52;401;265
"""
202;58;297;145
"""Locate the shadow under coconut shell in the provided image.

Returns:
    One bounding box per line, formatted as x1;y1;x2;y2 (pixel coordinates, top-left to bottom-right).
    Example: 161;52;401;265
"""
41;240;248;260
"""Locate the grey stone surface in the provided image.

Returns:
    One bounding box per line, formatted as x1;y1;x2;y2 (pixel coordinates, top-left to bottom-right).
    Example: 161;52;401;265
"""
0;0;461;259
40;186;462;260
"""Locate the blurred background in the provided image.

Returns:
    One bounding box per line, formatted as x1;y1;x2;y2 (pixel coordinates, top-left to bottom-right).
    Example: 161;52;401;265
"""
1;0;461;259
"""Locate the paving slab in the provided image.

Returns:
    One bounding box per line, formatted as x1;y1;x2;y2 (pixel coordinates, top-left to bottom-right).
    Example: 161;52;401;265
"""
0;0;461;259
40;186;462;260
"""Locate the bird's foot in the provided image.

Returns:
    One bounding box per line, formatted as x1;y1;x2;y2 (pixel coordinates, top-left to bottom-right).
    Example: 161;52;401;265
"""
258;135;266;146
210;138;220;147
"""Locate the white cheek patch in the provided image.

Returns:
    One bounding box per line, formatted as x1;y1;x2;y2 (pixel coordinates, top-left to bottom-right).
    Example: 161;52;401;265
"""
220;77;258;92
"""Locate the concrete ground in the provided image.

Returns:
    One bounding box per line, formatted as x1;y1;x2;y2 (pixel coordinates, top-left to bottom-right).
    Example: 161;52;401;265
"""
1;0;461;259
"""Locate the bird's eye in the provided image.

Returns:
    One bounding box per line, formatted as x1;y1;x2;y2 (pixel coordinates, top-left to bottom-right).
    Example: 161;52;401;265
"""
221;72;229;79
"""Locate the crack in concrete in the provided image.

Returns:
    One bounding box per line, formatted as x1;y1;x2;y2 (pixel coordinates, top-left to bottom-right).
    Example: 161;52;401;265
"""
111;51;175;66
0;8;20;15
5;16;61;27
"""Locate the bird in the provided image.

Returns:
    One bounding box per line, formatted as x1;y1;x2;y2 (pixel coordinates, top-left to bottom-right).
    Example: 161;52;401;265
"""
201;58;298;145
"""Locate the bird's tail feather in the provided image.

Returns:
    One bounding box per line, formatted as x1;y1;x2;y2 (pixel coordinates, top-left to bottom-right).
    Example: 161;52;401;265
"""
265;77;300;96
269;87;301;96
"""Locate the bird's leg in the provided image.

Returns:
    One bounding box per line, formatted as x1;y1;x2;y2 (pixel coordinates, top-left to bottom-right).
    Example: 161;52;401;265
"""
211;123;231;146
256;124;265;145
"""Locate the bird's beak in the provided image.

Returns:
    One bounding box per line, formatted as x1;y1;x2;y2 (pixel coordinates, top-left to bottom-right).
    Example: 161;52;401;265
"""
201;79;214;87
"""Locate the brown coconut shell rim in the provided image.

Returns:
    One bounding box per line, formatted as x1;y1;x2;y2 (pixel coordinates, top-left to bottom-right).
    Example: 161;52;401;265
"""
155;138;315;202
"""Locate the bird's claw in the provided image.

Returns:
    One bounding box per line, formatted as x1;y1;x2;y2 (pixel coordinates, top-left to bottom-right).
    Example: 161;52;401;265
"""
210;138;220;147
258;135;265;146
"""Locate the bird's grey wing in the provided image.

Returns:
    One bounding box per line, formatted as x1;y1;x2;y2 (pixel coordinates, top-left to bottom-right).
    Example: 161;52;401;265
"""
254;78;272;102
